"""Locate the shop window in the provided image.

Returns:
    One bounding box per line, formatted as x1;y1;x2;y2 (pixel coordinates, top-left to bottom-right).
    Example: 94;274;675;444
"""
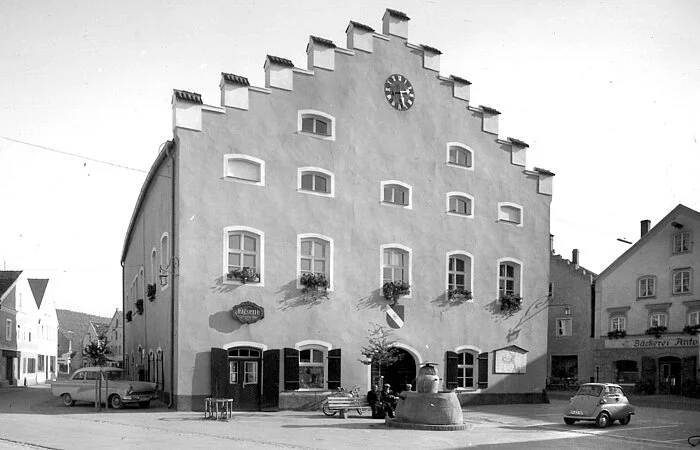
638;276;656;298
224;154;265;185
614;360;639;383
299;346;326;389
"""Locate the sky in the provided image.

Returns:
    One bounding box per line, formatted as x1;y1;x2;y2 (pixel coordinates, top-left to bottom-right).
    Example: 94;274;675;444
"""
1;0;699;317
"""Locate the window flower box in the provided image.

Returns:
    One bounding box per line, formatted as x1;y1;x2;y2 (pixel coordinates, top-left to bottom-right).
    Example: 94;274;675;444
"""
382;281;410;306
126;311;132;322
683;324;700;335
135;299;144;315
146;283;157;301
300;273;330;293
499;293;522;312
447;287;473;302
645;325;667;338
607;329;627;339
227;267;260;284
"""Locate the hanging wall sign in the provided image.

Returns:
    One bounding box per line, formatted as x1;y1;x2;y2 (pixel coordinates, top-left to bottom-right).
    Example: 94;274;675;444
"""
232;301;265;324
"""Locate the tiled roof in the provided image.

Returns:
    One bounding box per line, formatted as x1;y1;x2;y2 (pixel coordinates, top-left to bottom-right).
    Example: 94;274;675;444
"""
508;137;529;148
349;20;375;32
266;55;294;67
450;75;472;85
28;278;49;309
173;89;203;104
310;35;336;48
56;309;110;335
534;167;555;176
386;8;410;20
221;73;250;86
0;270;22;298
420;44;442;55
480;105;501;115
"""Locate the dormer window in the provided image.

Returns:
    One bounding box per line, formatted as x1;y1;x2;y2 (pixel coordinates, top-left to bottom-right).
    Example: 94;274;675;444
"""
298;110;335;141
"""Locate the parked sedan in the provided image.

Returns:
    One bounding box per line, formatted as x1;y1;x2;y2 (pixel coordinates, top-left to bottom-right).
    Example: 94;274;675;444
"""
51;367;158;409
563;383;635;428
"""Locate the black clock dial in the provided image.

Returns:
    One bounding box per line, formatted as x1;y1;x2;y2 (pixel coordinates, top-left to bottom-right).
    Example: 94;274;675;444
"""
384;74;414;111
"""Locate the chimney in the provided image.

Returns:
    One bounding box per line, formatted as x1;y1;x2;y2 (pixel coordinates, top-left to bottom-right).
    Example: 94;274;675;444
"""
382;8;410;39
641;220;651;237
572;249;579;267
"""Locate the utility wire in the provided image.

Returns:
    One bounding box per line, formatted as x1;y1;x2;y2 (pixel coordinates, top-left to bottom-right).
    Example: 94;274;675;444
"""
0;135;150;174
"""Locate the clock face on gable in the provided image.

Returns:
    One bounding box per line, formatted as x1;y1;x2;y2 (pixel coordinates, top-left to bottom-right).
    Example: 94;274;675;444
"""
384;74;414;111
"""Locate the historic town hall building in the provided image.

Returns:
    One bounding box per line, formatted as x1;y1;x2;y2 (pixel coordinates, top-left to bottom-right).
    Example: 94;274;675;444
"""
121;8;554;410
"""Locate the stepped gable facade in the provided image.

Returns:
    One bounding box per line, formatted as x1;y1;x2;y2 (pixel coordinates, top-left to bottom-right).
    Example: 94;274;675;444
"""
122;8;555;410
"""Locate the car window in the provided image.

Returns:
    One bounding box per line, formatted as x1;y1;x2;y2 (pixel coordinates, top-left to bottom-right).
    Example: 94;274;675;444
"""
104;371;126;381
72;372;85;381
576;385;603;396
85;371;100;381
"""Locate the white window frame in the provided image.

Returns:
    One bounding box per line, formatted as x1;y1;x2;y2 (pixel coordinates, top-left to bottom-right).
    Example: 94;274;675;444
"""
380;180;412;209
672;268;692;295
380;243;412;298
296;233;334;291
160;232;169;291
556;318;572;336
496;257;523;298
297;167;334;198
446;192;474;219
446;251;474;299
297;109;336;141
673;231;691;254
445;142;474;171
497;202;523;227
223;154;266;186
689;310;700;327
453;345;482;391
223;226;265;287
610;316;626;332
295;340;331;391
5;319;11;341
649;312;668;328
150;248;157;286
638;276;656;298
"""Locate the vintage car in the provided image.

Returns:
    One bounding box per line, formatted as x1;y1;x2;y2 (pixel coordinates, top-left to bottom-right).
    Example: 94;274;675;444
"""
51;367;158;409
563;383;635;428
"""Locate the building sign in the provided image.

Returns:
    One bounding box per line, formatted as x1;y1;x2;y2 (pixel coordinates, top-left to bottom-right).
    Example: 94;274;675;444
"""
605;335;699;349
494;345;528;374
232;301;264;324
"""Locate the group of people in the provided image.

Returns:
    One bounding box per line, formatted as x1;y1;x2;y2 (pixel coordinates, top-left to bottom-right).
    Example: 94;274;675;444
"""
366;383;410;419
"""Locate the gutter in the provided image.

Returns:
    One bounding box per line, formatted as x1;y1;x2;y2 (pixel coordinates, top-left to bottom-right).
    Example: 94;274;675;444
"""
165;140;176;409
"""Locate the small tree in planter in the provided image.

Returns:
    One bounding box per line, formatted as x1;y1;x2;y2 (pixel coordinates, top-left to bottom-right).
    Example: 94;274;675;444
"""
645;325;667;338
358;323;403;386
607;329;627;339
447;287;473;302
300;273;330;294
135;299;144;315
499;293;522;312
227;267;260;284
683;324;700;335
382;281;410;306
146;283;157;301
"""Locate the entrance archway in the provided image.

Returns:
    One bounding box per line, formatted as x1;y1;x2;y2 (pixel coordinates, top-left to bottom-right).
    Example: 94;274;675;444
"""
372;348;416;394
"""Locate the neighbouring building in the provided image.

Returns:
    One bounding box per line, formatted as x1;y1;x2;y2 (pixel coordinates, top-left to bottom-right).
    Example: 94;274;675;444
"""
547;248;596;388
81;321;110;367
594;204;700;395
104;309;124;368
56;309;110;374
0;271;21;386
122;8;555;410
0;271;59;386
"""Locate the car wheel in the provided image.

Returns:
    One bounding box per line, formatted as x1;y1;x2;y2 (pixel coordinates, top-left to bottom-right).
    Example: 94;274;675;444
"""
596;412;611;428
62;393;74;407
138;401;150;408
619;415;631;425
564;418;576;425
109;394;124;409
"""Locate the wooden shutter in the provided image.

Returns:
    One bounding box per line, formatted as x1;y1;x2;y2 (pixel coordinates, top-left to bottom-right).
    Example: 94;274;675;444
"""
477;352;489;388
261;349;280;411
681;356;697;396
283;348;299;391
445;351;458;390
210;348;229;398
327;349;341;390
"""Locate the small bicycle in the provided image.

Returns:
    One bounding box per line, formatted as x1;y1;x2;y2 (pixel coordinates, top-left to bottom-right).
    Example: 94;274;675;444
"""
322;385;364;416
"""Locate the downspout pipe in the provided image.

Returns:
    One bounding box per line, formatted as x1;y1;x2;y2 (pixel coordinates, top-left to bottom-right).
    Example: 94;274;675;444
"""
165;140;176;409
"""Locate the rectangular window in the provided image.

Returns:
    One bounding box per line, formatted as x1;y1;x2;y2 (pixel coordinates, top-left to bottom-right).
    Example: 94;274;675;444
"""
556;318;572;336
672;269;691;294
673;232;691;254
27;358;36;374
244;361;258;384
299;348;325;389
499;263;519;296
650;313;668;327
38;355;45;372
689;311;700;326
228;159;261;182
300;238;329;277
229;361;238;383
611;316;626;331
383;248;407;283
457;352;475;388
638;277;655;298
5;319;11;341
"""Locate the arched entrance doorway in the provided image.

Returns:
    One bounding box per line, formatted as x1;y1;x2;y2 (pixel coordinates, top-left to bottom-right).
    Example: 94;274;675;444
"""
372;348;416;394
658;356;681;395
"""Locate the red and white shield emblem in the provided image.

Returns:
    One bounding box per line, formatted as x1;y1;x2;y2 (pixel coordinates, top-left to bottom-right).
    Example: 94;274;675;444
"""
386;304;404;329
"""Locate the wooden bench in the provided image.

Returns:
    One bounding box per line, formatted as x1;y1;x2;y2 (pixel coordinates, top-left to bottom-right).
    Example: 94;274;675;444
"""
325;396;372;418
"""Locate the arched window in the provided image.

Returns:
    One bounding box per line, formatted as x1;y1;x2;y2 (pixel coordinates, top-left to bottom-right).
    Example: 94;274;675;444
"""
160;233;169;289
446;142;474;169
298;345;327;390
498;259;522;297
298;167;334;197
381;180;412;208
383;247;409;284
298;110;336;141
224;227;263;284
447;252;473;293
223;154;265;186
447;192;474;218
498;202;523;226
457;351;476;388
